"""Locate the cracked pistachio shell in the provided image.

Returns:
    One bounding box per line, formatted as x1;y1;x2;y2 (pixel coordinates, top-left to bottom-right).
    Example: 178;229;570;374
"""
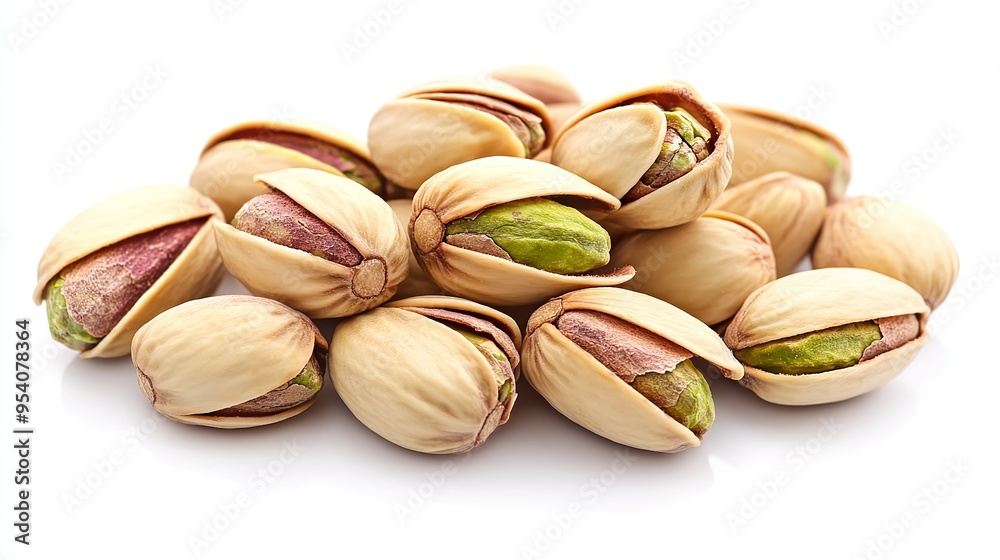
710;172;827;277
411;156;635;306
812;196;959;310
190;120;383;220
723;268;930;405
330;295;521;454
33;186;225;358
720;104;851;204
214;168;408;318
387;199;444;300
488;64;582;138
132;295;327;428
551;81;733;229
609;211;776;326
368;76;553;190
522;287;743;452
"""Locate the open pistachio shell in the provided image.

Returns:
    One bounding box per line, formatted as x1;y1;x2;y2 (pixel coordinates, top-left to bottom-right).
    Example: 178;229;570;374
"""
720;104;851;204
610;211;776;326
724;268;930;405
132;295;327;428
411;156;635;306
552;81;733;229
710;172;827;277
33;186;224;358
488;64;582;136
368;76;553;191
330;295;521;454
522;287;743;452
214;168;408;318
190;120;383;220
812;196;959;310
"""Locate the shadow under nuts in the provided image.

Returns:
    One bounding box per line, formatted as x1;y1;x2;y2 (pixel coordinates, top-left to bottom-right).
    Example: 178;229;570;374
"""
34;185;224;358
132;295;328;428
329;296;521;454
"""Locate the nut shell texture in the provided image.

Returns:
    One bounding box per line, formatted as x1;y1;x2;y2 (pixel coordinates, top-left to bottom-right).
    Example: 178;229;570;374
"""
132;295;327;428
34;185;224;358
522;287;742;452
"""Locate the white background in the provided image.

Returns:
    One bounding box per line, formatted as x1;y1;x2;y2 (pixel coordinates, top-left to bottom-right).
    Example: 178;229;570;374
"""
2;0;998;559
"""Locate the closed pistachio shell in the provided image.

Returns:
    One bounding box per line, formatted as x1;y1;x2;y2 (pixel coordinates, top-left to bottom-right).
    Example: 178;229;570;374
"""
720;104;851;203
609;211;776;326
724;268;929;405
330;296;521;454
488;64;582;106
411;156;634;306
190;120;382;220
522;287;742;452
214;168;408;318
132;295;328;428
812;196;959;310
710;172;827;276
552;81;733;229
368;76;552;190
34;186;224;358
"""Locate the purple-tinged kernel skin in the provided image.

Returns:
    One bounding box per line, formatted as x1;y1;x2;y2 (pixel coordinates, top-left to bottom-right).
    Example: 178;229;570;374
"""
60;218;206;338
232;192;363;266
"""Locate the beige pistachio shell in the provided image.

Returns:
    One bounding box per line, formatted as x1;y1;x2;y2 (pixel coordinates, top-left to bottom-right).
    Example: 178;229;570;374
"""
214;168;408;318
812;196;959;310
610;211;776;326
720;104;851;203
368;76;552;190
487;64;582;105
330;296;521;454
724;268;930;405
132;295;327;428
411;156;634;306
522;287;742;452
387;199;444;300
711;172;827;277
34;185;224;358
552;81;734;229
190;120;379;220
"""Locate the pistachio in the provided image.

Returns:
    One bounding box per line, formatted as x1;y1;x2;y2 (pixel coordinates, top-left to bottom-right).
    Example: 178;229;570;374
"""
608;211;776;326
444;198;611;275
719;104;850;203
330;295;521;454
368;76;553;190
488;64;583;136
411;156;634;306
33;185;225;358
45;218;206;351
710;171;827;276
214;168;409;318
132;295;328;428
552;81;733;229
812;196;959;309
724;268;930;405
555;309;715;437
190;120;383;220
522;287;742;452
386;199;443;300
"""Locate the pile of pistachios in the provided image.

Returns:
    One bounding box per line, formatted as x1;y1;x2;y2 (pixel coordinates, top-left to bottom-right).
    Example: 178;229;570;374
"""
34;65;958;454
